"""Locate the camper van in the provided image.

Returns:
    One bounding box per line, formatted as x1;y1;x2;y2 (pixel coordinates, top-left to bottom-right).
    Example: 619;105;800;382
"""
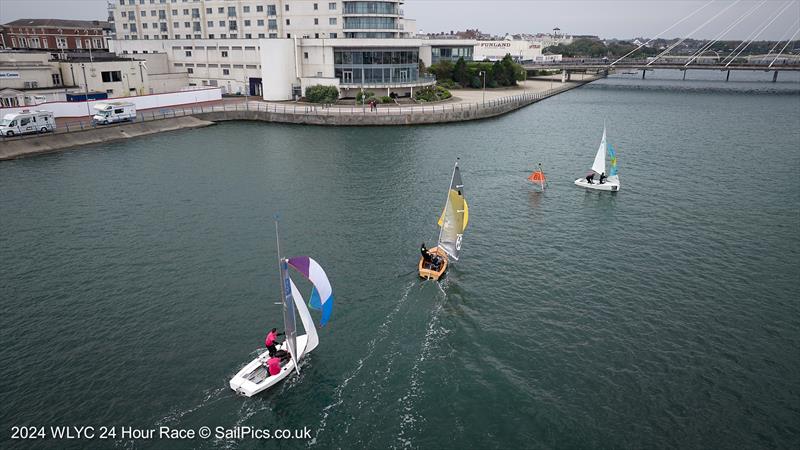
92;102;137;125
0;110;56;136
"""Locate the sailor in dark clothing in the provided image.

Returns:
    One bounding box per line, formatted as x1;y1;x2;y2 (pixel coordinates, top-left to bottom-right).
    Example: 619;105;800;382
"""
420;243;434;268
586;172;595;184
599;172;607;184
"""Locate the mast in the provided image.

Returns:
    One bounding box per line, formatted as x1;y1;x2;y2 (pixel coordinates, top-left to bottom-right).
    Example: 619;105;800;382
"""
275;220;300;375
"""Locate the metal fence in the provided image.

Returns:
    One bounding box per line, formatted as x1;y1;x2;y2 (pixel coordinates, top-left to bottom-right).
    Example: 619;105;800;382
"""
0;82;584;142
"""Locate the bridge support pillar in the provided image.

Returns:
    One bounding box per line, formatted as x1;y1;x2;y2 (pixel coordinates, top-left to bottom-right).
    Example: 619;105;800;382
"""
773;70;779;82
561;69;567;83
726;70;730;82
641;70;646;80
682;70;687;81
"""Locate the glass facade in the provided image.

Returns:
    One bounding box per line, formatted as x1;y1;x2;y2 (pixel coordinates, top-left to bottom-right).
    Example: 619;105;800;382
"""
431;46;474;64
344;32;395;38
334;48;419;85
343;17;397;30
343;1;399;15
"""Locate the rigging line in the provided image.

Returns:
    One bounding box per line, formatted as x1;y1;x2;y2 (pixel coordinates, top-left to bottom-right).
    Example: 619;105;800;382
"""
764;17;800;58
647;0;742;67
723;0;794;66
610;0;716;66
685;0;766;66
769;26;800;67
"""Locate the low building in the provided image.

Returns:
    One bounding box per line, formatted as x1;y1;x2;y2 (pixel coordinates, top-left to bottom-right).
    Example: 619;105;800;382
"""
0;50;150;107
473;39;544;62
1;19;111;52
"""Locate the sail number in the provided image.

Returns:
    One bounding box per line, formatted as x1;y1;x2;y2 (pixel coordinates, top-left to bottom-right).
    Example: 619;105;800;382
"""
456;234;463;250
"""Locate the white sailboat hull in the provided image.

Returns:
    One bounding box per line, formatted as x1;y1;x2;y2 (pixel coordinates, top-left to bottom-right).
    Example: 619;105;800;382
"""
229;334;310;397
574;177;621;191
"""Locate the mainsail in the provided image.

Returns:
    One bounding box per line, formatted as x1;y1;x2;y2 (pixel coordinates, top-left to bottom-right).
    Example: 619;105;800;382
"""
591;126;607;175
437;161;469;261
280;258;299;374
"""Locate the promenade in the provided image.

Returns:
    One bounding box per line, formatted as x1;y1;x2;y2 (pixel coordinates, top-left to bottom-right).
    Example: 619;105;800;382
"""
0;77;599;160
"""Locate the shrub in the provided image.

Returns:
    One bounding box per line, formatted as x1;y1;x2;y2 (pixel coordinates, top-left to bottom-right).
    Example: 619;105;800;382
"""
414;85;452;102
380;96;394;104
305;85;339;103
356;90;375;104
437;79;461;89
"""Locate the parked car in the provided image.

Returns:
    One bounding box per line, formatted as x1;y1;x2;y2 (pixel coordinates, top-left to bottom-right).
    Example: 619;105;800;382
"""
92;102;137;125
0;110;56;136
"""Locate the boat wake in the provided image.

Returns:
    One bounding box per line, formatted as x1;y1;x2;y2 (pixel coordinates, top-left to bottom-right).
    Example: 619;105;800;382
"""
310;281;415;446
397;280;450;448
155;385;228;427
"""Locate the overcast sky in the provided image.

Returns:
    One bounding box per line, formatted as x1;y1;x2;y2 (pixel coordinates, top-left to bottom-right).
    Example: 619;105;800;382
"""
0;0;798;40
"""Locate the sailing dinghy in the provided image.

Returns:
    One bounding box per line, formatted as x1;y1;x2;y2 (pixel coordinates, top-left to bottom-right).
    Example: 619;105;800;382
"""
419;160;469;280
574;125;621;192
230;223;334;397
528;163;547;190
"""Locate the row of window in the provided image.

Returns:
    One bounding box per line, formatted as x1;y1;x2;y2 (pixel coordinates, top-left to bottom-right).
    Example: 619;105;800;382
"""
334;66;419;84
342;2;399;15
123;17;338;29
173;63;258;68
9;36;103;49
342;17;397;30
122;31;339;40
118;1;338;13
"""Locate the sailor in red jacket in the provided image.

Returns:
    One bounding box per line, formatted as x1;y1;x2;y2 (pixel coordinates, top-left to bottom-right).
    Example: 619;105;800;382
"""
265;328;284;356
267;357;281;376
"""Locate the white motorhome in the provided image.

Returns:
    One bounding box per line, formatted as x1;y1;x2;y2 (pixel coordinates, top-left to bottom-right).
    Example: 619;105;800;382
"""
92;102;137;125
0;110;56;136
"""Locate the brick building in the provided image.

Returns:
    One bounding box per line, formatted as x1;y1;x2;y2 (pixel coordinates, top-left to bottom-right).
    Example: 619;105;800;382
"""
1;19;112;51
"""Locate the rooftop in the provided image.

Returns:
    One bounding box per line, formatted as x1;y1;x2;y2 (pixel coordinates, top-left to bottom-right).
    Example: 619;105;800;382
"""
3;19;112;30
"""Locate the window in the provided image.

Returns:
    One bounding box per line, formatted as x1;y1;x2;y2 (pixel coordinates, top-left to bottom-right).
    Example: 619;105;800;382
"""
183;9;189;14
267;5;276;15
268;19;277;29
142;23;148;29
244;20;251;26
257;19;264;26
256;5;263;12
141;10;146;16
173;22;179;27
219;21;225;26
285;4;289;11
329;2;336;10
56;37;67;48
52;73;62;85
221;50;228;57
258;33;265;38
187;67;193;73
227;6;236;16
269;33;277;38
159;10;166;19
315;33;319;38
286;19;290;25
314;3;318;10
193;22;201;31
101;71;122;82
304;52;309;59
123;23;128;29
329;17;336;25
314;18;319;25
222;68;229;75
243;6;250;12
185;50;192;56
286;33;291;38
206;7;211;13
218;7;223;13
160;23;168;32
172;9;177;14
150;10;156;16
229;20;237;30
330;32;337;38
184;22;190;27
208;34;214;38
191;8;199;18
207;21;213;27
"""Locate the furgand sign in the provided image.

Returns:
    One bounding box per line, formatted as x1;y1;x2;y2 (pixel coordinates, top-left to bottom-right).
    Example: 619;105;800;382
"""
0;72;21;78
478;42;512;48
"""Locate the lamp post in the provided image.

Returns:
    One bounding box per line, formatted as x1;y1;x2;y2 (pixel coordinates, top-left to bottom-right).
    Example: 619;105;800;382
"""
478;70;486;104
80;63;91;117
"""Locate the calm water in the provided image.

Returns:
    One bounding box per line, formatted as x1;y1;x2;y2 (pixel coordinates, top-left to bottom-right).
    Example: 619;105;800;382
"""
1;70;799;449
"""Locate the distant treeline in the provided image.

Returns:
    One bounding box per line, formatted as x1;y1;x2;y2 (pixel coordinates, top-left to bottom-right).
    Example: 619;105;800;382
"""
425;55;526;89
544;38;800;58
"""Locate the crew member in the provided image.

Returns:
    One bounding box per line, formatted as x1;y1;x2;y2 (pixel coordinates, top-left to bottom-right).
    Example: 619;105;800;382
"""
267;356;281;376
265;328;284;356
599;172;607;184
586;172;595;184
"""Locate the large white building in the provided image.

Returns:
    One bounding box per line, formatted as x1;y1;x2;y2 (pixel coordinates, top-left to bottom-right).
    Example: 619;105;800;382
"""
110;0;415;41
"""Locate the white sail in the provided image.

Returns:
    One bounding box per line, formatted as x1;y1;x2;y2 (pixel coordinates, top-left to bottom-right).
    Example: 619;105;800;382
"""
591;126;607;175
437;162;468;261
289;278;319;358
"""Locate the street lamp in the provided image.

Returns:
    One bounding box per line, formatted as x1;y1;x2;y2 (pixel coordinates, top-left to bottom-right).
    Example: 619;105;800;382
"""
80;63;91;117
478;70;486;104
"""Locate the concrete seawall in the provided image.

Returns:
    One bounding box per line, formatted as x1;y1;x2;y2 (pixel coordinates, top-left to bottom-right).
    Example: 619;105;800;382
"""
0;116;215;161
0;77;597;161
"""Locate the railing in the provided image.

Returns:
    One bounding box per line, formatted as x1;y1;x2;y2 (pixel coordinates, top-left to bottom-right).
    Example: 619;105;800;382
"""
0;80;593;142
338;75;436;86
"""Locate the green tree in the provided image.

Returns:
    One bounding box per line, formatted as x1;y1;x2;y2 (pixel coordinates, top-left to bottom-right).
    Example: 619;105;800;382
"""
453;57;469;86
428;61;455;82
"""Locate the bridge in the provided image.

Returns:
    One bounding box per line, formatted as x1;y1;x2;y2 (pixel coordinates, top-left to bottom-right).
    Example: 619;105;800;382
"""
522;0;800;83
524;59;800;82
